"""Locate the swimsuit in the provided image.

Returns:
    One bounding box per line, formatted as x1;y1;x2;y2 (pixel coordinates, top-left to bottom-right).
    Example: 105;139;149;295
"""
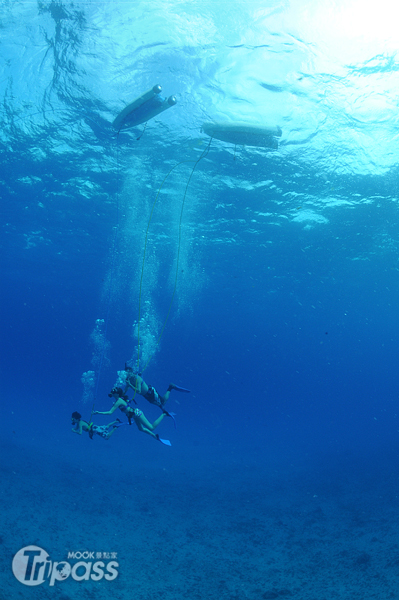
144;386;162;406
119;402;142;425
119;403;133;416
92;425;109;439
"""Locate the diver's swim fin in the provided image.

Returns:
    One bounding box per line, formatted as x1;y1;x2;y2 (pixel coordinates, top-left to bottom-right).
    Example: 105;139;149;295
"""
156;434;171;446
163;410;177;429
168;383;190;393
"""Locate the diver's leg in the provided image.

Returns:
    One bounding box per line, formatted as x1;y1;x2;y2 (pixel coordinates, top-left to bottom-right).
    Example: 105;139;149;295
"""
138;412;166;431
160;390;171;405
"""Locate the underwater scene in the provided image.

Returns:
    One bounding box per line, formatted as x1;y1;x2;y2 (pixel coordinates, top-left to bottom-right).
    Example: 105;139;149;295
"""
2;1;399;598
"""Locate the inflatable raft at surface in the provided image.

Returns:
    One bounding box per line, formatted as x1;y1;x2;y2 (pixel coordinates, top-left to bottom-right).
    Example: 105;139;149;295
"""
113;84;177;131
201;121;282;149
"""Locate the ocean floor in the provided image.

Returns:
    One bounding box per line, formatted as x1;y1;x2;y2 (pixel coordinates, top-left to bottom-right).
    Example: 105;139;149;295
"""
2;437;399;600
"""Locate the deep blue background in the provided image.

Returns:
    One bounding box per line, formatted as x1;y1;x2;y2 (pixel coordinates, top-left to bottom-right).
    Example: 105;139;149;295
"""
3;152;399;466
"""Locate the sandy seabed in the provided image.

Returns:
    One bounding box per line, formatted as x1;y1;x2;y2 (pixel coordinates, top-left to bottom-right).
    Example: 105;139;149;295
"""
1;437;399;600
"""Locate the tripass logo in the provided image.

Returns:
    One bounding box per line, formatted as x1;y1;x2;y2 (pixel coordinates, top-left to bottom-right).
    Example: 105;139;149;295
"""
12;545;119;586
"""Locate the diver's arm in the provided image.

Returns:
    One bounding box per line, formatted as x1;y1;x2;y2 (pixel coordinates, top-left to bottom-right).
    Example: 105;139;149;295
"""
135;375;144;393
72;421;84;435
93;400;122;416
124;375;136;393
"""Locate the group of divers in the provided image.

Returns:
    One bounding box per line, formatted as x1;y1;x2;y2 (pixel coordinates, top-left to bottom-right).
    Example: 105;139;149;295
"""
71;365;190;446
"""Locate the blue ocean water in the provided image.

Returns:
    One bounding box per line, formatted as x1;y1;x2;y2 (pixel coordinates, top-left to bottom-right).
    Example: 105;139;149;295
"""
2;1;399;598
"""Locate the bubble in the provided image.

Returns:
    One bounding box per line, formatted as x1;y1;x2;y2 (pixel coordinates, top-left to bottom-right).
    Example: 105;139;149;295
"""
81;318;111;403
90;319;110;372
81;370;95;404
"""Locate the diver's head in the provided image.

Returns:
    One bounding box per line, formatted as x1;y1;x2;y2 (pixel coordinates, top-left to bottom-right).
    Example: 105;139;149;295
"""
71;411;81;422
124;363;133;373
108;387;124;398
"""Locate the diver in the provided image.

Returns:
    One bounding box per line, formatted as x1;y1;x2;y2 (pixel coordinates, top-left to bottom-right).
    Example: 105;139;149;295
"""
122;364;190;414
93;388;173;446
71;411;122;440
